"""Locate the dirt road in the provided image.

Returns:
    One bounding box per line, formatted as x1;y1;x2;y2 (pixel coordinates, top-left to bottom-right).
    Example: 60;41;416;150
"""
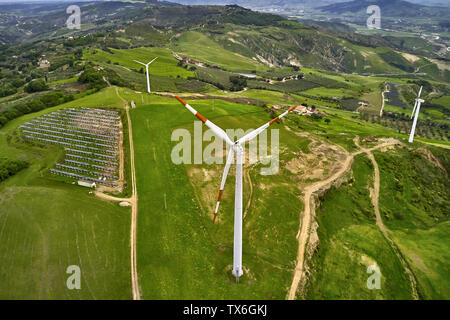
125;94;140;300
95;87;141;300
287;139;400;300
380;84;388;117
421;141;450;150
364;150;419;300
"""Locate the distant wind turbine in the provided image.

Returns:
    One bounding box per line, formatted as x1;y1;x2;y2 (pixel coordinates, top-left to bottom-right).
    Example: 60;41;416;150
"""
175;96;296;281
409;86;424;143
134;57;158;93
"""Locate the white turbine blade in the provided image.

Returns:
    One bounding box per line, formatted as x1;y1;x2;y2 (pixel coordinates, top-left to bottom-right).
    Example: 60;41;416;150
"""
146;65;151;93
213;148;235;223
175;96;233;146
232;145;244;281
148;57;158;65
205;121;234;146
417;86;423;98
134;60;146;66
410;100;418;119
409;99;424;143
237;106;296;145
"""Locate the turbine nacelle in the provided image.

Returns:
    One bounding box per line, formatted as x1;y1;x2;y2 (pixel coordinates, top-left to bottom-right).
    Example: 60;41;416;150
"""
410;86;423;119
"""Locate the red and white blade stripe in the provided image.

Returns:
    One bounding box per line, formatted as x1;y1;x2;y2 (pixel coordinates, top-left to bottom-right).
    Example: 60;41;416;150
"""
213;148;235;223
175;96;233;146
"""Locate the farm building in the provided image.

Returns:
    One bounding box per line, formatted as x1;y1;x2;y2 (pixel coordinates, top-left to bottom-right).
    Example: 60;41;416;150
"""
78;180;96;188
292;105;308;114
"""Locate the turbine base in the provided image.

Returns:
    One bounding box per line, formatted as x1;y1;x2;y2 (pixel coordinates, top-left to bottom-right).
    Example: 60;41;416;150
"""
232;267;243;281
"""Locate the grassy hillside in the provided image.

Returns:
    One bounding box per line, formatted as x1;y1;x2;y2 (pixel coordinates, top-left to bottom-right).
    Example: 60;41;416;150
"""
170;31;267;71
84;47;195;79
375;147;450;299
0;88;131;299
306;154;413;299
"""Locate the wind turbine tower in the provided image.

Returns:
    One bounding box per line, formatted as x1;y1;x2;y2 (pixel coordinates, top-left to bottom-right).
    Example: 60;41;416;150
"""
174;96;296;281
134;57;158;93
409;86;424;143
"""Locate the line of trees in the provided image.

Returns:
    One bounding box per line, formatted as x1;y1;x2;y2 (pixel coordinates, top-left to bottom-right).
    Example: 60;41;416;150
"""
0;158;29;183
0;91;74;128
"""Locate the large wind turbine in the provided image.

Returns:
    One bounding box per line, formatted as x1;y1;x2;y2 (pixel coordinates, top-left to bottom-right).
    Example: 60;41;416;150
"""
134;57;158;93
409;86;424;143
175;96;296;281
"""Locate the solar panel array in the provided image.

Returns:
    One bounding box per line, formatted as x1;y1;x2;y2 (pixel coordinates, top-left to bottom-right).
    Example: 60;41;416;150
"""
21;107;121;187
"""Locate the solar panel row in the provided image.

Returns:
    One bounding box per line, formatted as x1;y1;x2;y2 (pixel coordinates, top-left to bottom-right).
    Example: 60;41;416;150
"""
65;154;118;167
50;169;117;187
23;129;118;150
42;113;120;127
22;125;117;145
29;121;119;140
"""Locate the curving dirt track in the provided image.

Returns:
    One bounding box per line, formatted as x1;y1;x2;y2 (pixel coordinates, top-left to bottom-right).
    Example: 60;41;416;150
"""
287;139;401;300
364;149;419;300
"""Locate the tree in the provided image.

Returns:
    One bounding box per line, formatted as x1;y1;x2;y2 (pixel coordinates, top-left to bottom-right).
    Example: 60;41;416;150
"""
78;67;106;90
25;79;48;93
229;76;247;91
74;48;83;60
11;78;25;88
325;118;331;125
0;84;17;97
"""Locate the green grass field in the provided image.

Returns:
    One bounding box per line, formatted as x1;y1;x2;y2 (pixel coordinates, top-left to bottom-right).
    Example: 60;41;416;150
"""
0;88;132;299
170;31;267;72
236;89;305;105
433;95;450;107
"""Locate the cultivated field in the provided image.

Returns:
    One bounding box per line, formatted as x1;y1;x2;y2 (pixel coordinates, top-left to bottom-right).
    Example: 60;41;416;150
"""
170;31;267;72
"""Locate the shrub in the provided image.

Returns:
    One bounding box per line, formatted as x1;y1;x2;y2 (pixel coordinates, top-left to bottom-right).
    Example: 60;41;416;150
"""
0;158;29;183
24;79;48;93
